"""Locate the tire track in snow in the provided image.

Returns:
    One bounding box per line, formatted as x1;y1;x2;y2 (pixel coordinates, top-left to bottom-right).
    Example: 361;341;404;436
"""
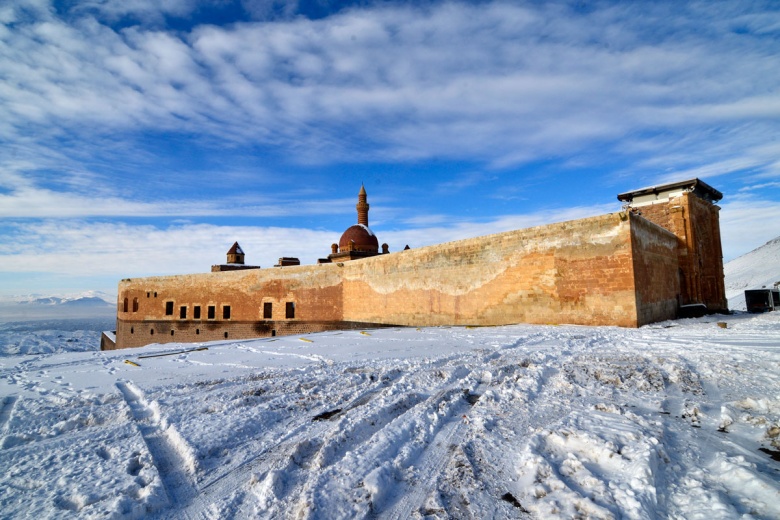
380;376;491;520
183;368;407;518
0;395;18;432
116;381;200;515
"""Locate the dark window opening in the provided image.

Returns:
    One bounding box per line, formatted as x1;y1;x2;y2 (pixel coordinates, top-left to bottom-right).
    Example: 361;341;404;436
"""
123;298;128;312
147;292;150;298
133;298;139;312
130;327;134;334
286;302;295;319
224;332;229;339
196;329;200;335
171;330;175;336
208;306;216;320
150;329;154;335
263;302;272;319
194;306;201;319
223;305;231;320
165;301;174;315
154;292;157;298
271;330;276;337
180;306;187;319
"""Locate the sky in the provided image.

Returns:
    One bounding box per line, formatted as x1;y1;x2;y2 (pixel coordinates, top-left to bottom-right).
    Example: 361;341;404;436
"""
1;0;780;298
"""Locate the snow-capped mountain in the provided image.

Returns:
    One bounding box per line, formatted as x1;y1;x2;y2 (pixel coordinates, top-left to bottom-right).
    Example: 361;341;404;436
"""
0;291;116;322
724;236;780;311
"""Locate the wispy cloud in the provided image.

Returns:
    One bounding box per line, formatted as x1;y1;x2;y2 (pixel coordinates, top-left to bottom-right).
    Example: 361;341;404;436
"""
2;1;779;169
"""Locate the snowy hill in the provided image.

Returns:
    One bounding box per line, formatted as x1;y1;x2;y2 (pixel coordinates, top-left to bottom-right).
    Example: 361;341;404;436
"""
724;236;780;311
1;315;779;518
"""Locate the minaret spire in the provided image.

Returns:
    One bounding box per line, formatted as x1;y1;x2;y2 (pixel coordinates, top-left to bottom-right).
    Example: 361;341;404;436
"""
356;184;369;226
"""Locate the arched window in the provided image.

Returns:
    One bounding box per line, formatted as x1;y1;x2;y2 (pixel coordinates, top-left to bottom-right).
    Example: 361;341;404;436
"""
133;298;139;312
123;298;128;312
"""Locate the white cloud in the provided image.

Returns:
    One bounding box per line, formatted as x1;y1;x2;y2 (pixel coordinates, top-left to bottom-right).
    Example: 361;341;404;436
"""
720;197;780;261
2;1;778;171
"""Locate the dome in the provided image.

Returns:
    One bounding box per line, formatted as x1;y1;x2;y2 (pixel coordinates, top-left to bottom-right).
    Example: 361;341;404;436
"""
339;224;379;253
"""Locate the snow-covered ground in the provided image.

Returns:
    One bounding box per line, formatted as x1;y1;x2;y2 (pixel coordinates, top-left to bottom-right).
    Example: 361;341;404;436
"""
1;312;779;519
725;237;780;311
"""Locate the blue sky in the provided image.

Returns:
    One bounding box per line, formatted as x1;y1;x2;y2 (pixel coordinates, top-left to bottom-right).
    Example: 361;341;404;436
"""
1;0;779;298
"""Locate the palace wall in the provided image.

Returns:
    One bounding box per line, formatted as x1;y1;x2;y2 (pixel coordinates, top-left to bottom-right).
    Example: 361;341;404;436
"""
628;215;681;326
339;212;644;327
111;211;681;350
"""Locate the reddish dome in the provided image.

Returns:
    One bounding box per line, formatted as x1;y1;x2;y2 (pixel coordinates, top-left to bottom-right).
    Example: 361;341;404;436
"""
339;224;379;253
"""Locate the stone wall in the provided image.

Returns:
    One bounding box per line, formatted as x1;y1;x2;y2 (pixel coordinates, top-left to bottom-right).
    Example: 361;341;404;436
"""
339;212;641;327
629;214;680;326
113;211;685;350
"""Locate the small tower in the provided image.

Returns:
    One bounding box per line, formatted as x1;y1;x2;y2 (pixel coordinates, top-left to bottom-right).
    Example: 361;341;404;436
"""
357;184;369;226
212;242;259;272
227;242;245;265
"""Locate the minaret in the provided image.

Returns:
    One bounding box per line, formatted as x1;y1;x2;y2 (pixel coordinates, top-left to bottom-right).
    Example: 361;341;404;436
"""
356;184;369;226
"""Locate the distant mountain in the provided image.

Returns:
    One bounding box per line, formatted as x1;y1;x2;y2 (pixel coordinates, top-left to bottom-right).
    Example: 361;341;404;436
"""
724;236;780;311
0;292;116;322
61;297;114;308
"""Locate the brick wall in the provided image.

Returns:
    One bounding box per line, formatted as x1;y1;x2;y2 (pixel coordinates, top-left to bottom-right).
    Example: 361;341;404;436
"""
112;211;685;350
339;212;641;328
629;213;680;325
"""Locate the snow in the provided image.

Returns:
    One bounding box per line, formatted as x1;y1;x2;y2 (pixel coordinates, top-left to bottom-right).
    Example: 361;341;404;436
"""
1;313;780;519
725;237;780;311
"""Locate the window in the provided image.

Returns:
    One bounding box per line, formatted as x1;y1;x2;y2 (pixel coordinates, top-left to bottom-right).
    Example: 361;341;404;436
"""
208;305;216;320
224;332;229;339
165;301;174;316
171;330;175;336
150;329;154;335
180;306;187;319
196;328;200;335
133;298;139;312
223;305;231;320
194;306;201;319
123;298;128;312
286;302;295;319
263;302;272;319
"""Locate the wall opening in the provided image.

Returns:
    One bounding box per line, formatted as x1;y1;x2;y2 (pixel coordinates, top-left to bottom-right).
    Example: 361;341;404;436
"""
196;328;200;335
286;302;295;319
194;306;201;319
171;330;175;336
132;298;139;312
165;301;174;315
150;329;154;335
223;305;231;320
180;306;187;319
224;332;229;339
123;298;128;312
208;305;216;320
263;302;272;319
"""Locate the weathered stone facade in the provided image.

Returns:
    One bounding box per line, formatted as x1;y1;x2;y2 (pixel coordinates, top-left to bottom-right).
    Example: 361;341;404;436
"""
106;179;726;350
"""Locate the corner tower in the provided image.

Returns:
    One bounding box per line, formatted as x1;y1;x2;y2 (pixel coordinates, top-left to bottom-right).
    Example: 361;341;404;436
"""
618;178;727;313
